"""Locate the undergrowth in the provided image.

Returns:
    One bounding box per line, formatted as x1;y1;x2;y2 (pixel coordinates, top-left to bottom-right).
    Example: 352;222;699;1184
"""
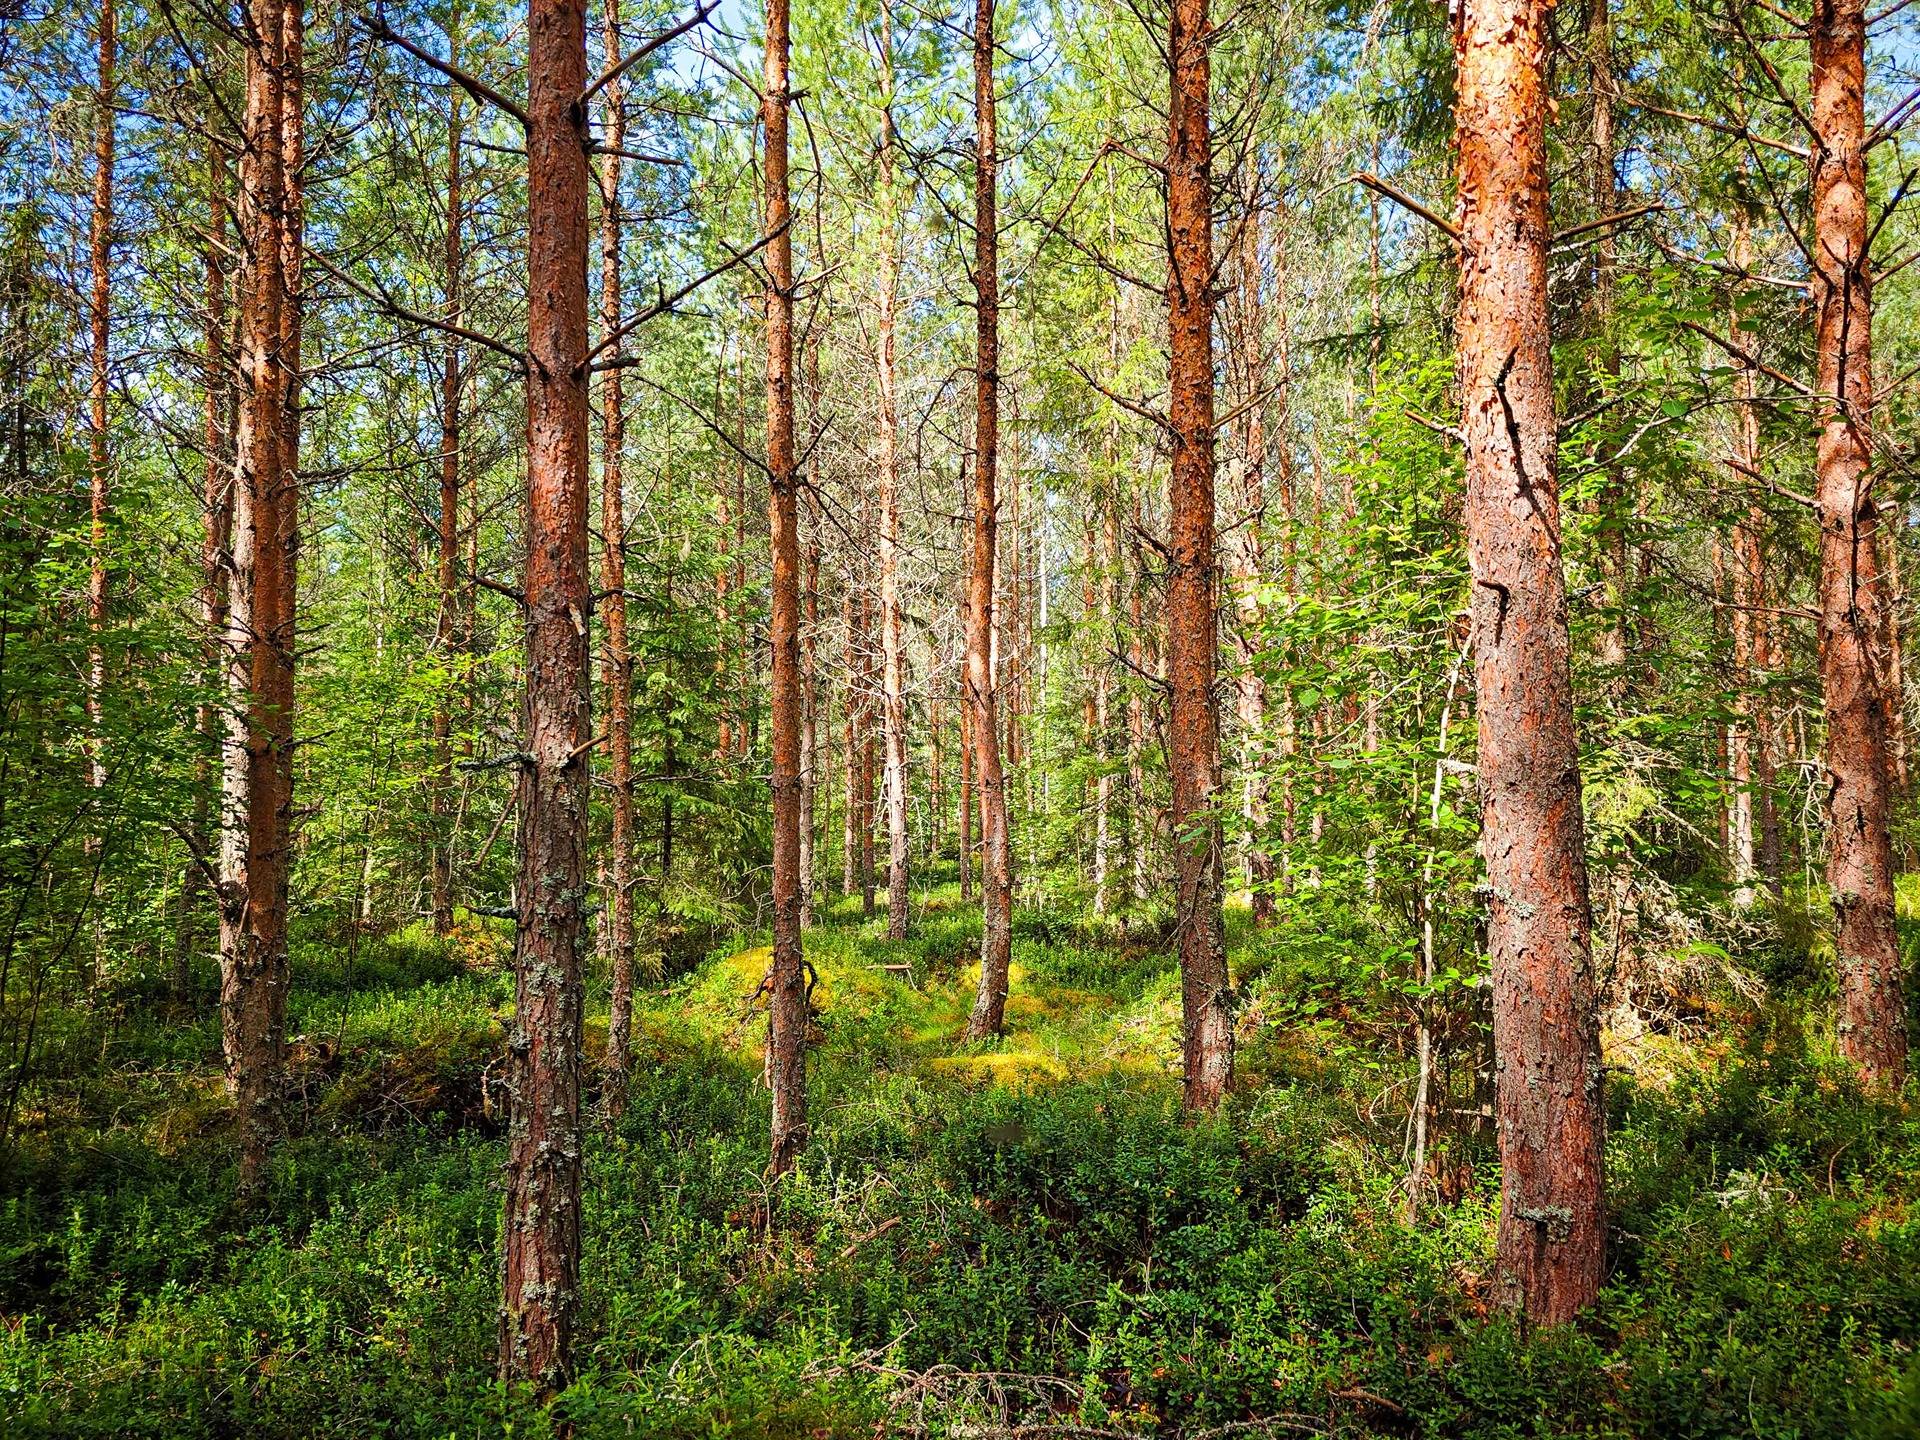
2;887;1917;1437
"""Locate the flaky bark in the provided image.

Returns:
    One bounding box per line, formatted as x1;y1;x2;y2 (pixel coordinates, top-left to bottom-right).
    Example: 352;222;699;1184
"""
1810;0;1904;1087
1167;0;1230;1110
500;0;593;1390
760;0;806;1175
220;0;302;1203
598;0;639;1117
1454;0;1605;1321
965;0;1015;1040
764;0;809;1177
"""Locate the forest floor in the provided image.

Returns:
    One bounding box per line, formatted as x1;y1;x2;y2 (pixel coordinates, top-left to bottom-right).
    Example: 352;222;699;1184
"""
4;874;1920;1437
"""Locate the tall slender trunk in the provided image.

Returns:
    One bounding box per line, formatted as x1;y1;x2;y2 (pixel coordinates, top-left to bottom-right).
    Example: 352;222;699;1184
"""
1589;0;1629;688
500;0;593;1389
221;0;300;1204
1127;502;1149;904
799;331;823;927
843;572;861;897
1811;0;1904;1087
1729;212;1762;906
432;20;465;939
764;0;809;1177
958;642;974;899
1167;0;1229;1109
86;0;114;849
598;0;638;1116
966;0;1014;1039
1454;0;1604;1321
1231;169;1274;927
184;141;230;1002
876;11;911;941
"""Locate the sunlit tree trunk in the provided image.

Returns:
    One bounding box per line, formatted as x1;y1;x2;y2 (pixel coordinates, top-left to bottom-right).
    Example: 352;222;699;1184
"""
220;0;302;1204
1166;0;1229;1110
763;0;809;1177
799;331;823;928
500;0;593;1389
431;16;465;939
1230;171;1274;928
966;0;1014;1038
184;141;230;1002
876;12;911;941
1454;0;1605;1321
1810;0;1904;1087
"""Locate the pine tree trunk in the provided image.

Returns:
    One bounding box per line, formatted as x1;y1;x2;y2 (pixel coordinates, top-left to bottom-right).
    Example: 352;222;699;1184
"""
431;20;464;940
86;0;114;891
966;0;1015;1039
1589;0;1630;690
1231;172;1274;928
764;0;809;1177
800;332;823;928
220;0;301;1204
1454;0;1605;1322
876;15;911;942
184;140;230;1003
598;0;638;1118
1811;0;1905;1087
500;0;593;1389
1167;0;1230;1110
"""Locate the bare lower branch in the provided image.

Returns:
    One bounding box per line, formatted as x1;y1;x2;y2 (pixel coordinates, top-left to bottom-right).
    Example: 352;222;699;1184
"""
359;12;531;130
1351;171;1461;243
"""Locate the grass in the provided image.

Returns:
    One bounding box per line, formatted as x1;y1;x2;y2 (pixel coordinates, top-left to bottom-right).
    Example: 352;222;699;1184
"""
2;881;1919;1436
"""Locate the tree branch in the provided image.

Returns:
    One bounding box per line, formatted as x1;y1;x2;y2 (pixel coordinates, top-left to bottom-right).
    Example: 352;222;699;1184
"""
1351;171;1461;243
586;220;790;370
359;12;531;130
581;1;717;106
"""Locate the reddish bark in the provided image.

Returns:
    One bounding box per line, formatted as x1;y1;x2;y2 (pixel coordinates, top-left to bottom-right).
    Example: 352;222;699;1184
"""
499;0;593;1389
764;0;809;1177
1229;174;1274;928
965;0;1014;1040
800;331;824;927
1810;0;1905;1087
598;0;638;1117
1454;0;1605;1321
432;19;465;939
1166;0;1230;1110
875;11;911;941
221;0;301;1202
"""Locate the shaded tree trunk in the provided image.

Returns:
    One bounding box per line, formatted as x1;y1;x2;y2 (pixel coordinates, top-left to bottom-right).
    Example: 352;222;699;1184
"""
1810;0;1905;1087
86;0;114;867
1454;0;1605;1322
966;0;1014;1039
764;0;809;1177
1167;0;1230;1110
499;0;593;1390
